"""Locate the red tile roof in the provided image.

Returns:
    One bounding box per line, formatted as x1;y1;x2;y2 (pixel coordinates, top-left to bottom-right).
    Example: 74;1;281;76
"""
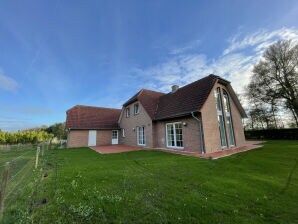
123;89;165;119
66;75;247;129
66;105;121;130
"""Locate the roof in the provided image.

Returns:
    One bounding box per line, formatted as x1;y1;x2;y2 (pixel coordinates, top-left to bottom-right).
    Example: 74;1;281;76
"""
66;105;121;130
154;75;218;120
123;89;165;119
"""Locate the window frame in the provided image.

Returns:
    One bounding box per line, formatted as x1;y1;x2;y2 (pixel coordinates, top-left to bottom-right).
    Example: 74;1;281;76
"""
122;128;125;138
137;126;146;146
214;87;228;149
134;103;139;115
165;122;184;149
223;90;236;146
125;107;130;118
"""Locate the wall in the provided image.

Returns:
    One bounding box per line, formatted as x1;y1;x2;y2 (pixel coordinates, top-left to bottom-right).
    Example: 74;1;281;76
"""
200;81;246;153
67;130;89;147
67;129;115;147
153;116;202;153
118;101;153;148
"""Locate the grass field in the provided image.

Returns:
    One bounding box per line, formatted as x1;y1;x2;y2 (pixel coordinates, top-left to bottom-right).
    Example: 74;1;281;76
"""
0;140;297;223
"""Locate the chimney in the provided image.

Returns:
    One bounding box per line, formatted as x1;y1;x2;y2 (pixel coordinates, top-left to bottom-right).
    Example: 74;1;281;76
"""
171;85;179;93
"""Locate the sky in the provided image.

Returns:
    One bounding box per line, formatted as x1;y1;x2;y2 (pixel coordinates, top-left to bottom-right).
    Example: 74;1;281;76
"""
1;0;298;131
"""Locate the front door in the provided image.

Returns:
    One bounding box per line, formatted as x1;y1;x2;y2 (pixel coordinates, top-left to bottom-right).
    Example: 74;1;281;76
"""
112;130;118;144
88;130;97;146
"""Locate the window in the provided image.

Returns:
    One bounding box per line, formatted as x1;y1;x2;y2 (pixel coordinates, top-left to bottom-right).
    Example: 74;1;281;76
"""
112;130;118;139
134;103;139;115
125;107;130;118
122;128;125;138
214;88;228;148
223;90;235;146
137;126;146;145
166;122;183;148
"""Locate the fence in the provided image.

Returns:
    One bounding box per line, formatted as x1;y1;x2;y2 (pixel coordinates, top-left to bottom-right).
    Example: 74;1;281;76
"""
245;128;298;140
0;141;60;223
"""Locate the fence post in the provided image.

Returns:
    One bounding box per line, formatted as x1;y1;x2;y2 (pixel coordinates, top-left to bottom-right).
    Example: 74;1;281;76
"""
0;162;10;223
35;146;40;169
41;143;44;157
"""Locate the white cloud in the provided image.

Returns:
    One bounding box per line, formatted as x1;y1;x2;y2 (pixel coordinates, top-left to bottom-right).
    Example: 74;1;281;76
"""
0;69;18;92
169;39;201;55
133;27;298;96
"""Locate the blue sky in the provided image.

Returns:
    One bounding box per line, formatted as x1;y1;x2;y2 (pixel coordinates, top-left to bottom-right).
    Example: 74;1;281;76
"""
1;0;298;131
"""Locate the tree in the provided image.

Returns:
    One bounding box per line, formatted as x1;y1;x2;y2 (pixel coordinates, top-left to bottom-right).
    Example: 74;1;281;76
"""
249;40;298;126
46;122;67;140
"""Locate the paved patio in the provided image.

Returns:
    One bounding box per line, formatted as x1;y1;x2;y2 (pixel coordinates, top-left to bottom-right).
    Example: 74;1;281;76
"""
90;145;142;154
90;141;264;158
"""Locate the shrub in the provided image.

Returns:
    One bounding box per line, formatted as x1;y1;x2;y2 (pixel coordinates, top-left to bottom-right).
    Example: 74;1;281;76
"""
245;128;298;140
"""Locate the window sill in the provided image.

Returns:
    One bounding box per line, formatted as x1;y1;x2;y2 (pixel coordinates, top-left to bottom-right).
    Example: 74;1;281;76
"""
166;146;184;150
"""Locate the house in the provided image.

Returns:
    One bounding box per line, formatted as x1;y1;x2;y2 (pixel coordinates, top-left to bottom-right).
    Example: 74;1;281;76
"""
66;74;247;154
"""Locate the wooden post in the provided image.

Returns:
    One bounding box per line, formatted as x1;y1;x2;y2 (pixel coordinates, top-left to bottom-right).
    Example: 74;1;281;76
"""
41;143;44;157
35;146;40;169
0;162;10;223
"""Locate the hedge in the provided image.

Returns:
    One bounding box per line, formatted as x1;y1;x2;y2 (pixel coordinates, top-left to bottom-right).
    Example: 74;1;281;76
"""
245;128;298;140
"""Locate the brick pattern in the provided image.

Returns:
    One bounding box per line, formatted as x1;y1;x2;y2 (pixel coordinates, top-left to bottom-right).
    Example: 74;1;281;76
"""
67;129;117;147
153;116;201;152
67;130;89;147
119;101;153;148
200;81;246;153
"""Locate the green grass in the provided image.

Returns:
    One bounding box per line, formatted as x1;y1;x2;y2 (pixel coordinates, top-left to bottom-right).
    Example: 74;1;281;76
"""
1;140;298;223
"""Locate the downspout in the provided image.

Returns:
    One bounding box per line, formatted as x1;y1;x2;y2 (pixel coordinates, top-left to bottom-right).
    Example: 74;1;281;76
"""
191;112;205;154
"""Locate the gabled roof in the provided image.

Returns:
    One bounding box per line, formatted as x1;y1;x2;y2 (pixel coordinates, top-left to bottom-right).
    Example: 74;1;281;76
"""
154;75;218;120
123;89;165;119
122;74;246;121
66;105;121;130
154;74;247;120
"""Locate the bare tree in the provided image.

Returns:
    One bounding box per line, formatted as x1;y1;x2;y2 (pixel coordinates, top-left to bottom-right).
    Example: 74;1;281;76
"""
248;40;298;127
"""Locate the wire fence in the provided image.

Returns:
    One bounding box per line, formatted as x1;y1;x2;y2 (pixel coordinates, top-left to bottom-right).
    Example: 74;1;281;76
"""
0;141;63;223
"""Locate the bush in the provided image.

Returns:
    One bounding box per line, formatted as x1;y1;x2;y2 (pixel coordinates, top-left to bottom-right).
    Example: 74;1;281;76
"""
245;128;298;140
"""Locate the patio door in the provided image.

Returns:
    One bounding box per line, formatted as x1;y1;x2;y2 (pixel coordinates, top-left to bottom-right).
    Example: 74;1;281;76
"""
112;130;118;144
88;130;97;146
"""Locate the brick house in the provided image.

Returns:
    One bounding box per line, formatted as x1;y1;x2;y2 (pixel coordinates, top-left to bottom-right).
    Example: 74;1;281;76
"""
66;74;247;154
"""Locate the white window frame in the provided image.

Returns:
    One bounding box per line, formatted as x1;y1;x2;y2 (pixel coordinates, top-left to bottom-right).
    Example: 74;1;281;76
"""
122;128;125;138
134;103;139;115
137;126;146;146
125;107;130;118
166;122;184;149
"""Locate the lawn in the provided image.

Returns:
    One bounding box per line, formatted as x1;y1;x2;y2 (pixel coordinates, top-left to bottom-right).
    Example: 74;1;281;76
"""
1;141;298;223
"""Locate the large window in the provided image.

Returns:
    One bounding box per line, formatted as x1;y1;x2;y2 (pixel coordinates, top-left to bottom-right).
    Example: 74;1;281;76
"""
137;126;145;145
214;88;228;148
166;122;183;148
125;107;130;118
223;90;235;146
134;103;139;115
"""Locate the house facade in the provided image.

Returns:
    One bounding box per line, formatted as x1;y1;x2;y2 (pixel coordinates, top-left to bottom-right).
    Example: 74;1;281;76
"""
66;74;247;154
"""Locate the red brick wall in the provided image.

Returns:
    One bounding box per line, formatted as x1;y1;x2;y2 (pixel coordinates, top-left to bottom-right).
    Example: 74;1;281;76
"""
200;81;246;153
67;130;89;147
119;101;153;148
67;129;115;147
153;116;202;152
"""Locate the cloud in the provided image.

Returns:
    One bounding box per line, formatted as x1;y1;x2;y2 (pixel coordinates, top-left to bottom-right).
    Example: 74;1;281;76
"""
223;27;298;55
169;39;201;55
133;27;298;96
0;69;18;92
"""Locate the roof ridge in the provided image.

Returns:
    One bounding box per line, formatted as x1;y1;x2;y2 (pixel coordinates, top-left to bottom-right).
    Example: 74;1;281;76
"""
71;105;121;111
